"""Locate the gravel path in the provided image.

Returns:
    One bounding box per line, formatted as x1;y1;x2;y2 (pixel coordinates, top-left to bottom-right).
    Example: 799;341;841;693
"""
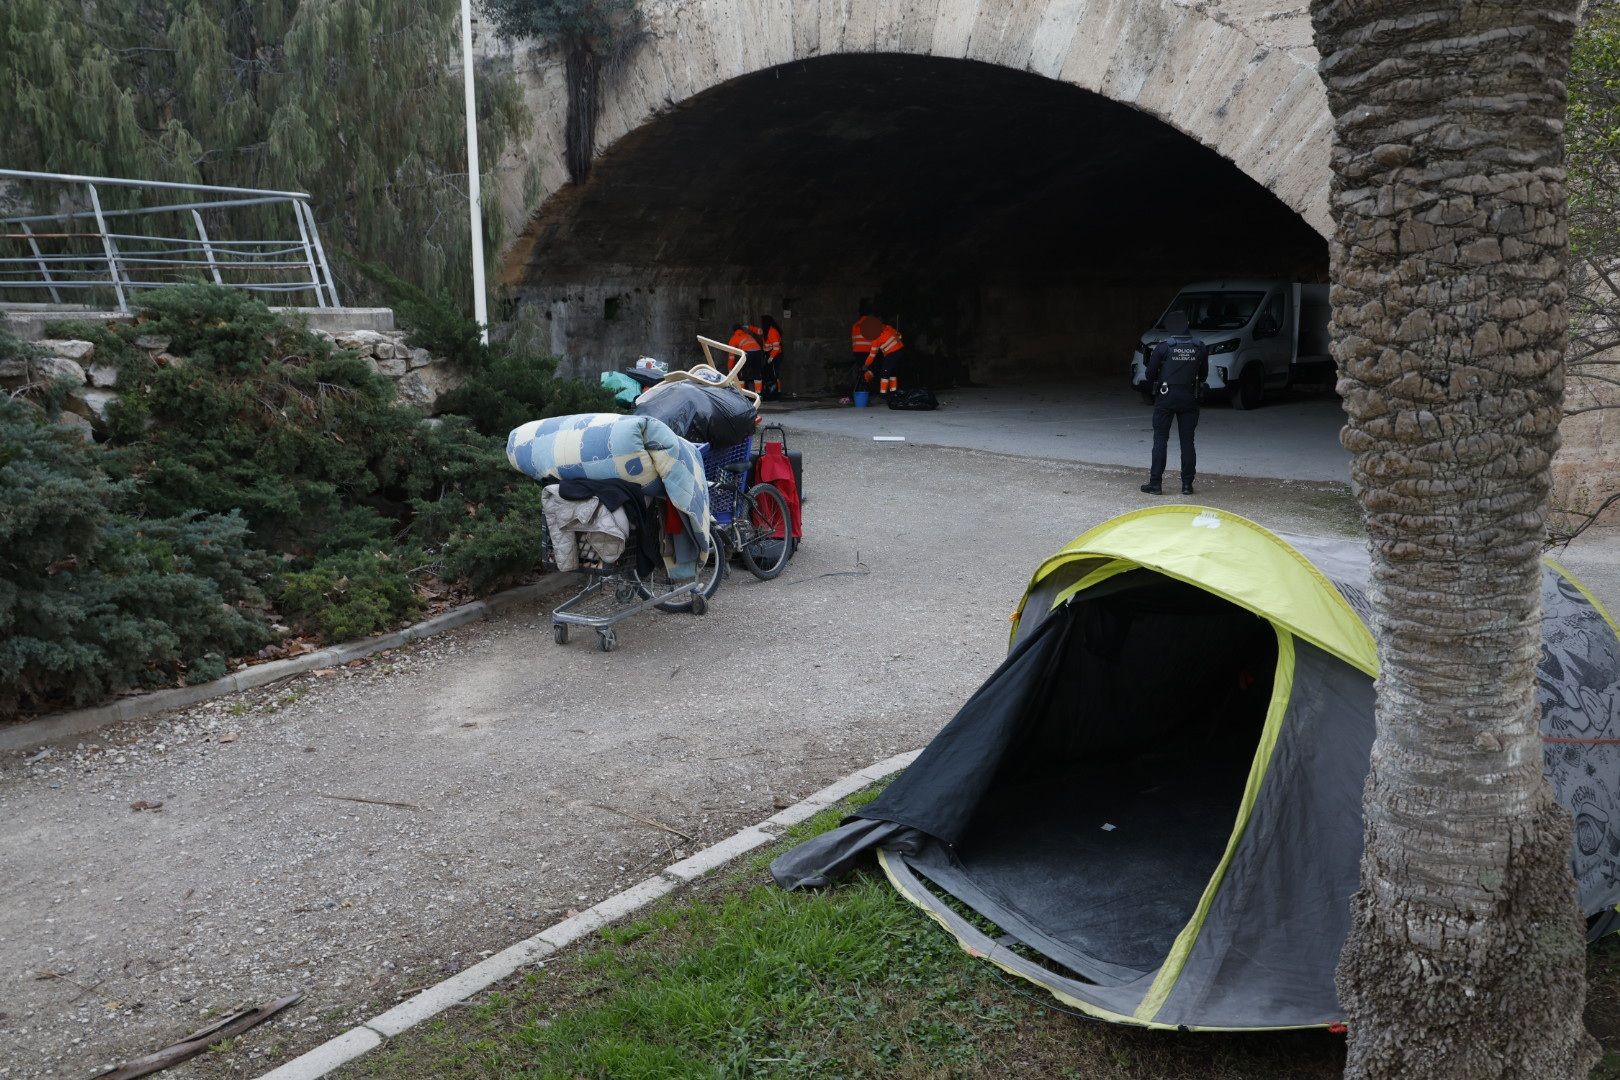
0;430;1606;1078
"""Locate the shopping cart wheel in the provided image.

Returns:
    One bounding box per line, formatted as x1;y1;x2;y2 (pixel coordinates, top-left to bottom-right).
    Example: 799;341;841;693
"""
552;622;569;645
691;592;708;616
597;628;618;653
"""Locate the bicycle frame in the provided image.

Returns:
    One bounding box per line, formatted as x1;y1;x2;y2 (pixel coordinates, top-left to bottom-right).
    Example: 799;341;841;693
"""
711;469;791;580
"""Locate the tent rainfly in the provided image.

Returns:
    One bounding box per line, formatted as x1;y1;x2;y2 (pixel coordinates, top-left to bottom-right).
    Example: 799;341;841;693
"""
772;506;1620;1031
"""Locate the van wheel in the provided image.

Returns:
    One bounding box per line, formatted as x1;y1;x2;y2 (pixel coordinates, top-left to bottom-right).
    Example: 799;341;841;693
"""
1232;366;1264;410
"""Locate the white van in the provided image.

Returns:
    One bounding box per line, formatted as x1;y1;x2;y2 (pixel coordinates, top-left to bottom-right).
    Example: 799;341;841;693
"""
1131;280;1331;409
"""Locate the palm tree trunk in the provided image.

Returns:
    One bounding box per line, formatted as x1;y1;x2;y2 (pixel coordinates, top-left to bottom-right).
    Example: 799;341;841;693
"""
1307;2;1598;1076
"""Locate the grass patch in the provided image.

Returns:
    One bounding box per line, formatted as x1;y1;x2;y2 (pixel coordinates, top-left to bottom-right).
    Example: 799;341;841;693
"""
337;788;1353;1080
336;789;1620;1079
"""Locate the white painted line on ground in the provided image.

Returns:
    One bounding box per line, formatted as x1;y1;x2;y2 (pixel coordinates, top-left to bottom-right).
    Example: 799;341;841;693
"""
663;826;776;883
252;748;920;1079
257;1026;381;1080
365;935;559;1038
763;749;921;829
537;874;679;948
859;748;924;780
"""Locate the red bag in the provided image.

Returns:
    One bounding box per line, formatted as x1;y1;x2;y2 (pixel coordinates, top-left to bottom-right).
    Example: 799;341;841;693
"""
754;440;802;540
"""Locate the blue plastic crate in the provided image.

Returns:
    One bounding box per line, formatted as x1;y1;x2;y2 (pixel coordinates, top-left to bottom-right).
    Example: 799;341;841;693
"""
703;439;752;523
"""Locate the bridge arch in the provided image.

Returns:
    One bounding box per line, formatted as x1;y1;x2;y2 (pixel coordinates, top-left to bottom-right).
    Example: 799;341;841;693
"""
494;1;1332;390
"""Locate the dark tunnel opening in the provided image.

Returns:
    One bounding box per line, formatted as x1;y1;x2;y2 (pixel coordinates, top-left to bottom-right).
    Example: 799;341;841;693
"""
505;54;1329;394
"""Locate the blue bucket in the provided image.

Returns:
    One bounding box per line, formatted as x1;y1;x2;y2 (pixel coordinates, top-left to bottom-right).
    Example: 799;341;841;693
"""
853;391;870;408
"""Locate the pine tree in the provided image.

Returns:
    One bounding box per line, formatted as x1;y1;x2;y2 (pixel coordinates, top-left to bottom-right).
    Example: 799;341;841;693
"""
0;0;527;310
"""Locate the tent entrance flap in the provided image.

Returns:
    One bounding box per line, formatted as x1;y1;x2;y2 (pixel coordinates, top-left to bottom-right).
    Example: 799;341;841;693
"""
909;574;1278;985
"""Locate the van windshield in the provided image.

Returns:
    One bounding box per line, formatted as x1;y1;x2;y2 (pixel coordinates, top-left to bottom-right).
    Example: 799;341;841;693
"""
1158;291;1266;332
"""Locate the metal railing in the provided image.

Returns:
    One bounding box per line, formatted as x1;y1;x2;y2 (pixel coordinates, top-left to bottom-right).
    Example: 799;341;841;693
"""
0;168;340;311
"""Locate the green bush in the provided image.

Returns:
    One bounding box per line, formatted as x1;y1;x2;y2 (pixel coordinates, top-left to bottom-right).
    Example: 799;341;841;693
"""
87;287;418;556
2;284;606;714
0;398;270;719
435;345;618;438
353;262;488;371
276;549;421;642
439;484;550;593
359;260;620;437
0;328;80;418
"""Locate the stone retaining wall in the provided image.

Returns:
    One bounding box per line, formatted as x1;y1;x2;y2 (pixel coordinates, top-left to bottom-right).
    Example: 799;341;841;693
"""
0;327;461;443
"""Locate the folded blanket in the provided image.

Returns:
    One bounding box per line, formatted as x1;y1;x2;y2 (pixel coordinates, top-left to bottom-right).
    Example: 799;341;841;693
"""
540;489;630;572
507;413;713;573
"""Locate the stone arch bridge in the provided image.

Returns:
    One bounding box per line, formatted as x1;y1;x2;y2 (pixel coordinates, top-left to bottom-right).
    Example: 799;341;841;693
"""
481;0;1332;390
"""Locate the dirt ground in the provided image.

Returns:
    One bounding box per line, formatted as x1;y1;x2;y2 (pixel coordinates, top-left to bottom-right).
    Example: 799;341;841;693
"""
0;428;1612;1079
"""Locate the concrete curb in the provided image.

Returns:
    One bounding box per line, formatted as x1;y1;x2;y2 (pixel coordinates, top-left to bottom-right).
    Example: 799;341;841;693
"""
0;576;580;753
255;747;922;1080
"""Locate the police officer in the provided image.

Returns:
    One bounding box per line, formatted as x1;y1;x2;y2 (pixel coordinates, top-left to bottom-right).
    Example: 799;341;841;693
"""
1141;310;1208;496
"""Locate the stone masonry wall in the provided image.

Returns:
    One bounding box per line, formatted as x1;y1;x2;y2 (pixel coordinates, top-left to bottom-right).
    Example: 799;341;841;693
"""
479;0;1334;250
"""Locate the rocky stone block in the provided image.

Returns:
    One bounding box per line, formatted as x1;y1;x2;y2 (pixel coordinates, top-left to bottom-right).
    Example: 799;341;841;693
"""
87;363;119;388
36;339;95;364
374;351;411;378
0;354;88;388
65;388;119;428
397;366;460;413
55;411;95;442
408;347;434;370
132;334;171;352
333;329;389;353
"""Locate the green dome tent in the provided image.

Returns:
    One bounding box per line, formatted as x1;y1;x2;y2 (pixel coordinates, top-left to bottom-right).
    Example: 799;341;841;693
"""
773;506;1620;1031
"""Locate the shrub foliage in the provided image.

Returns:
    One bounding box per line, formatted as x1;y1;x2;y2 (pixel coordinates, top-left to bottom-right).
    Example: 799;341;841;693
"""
359;261;618;437
3;285;602;718
0;398;270;716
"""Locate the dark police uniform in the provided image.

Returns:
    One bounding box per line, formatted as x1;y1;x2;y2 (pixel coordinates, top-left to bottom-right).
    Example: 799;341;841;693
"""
1142;331;1208;494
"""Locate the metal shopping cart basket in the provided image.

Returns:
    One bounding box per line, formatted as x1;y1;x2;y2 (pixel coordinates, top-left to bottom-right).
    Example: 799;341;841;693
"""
545;492;718;653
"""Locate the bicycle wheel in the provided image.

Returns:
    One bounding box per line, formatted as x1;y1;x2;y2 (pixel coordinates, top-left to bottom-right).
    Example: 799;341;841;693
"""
652;526;729;613
739;483;793;580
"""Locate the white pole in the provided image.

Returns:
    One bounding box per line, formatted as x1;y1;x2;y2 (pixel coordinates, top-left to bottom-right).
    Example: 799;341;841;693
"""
459;0;490;345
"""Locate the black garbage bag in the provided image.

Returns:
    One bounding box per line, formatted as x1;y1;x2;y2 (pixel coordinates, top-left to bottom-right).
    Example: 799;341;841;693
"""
633;380;756;446
887;387;939;411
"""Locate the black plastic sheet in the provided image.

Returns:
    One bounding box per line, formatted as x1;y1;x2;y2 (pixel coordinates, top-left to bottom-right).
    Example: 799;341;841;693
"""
633;381;756;446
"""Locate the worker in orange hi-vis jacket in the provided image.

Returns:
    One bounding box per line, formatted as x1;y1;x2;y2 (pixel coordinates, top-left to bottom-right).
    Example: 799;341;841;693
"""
868;321;905;397
758;314;784;399
727;323;768;394
850;313;882;399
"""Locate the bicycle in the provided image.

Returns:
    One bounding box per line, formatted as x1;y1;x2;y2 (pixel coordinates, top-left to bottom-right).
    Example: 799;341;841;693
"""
645;522;728;614
711;462;793;580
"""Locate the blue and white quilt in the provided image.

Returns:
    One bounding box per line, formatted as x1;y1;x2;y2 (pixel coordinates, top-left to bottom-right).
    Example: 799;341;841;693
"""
506;413;713;562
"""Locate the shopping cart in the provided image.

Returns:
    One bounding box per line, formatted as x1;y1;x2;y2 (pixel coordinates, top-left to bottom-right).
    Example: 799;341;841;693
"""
545;492;721;653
